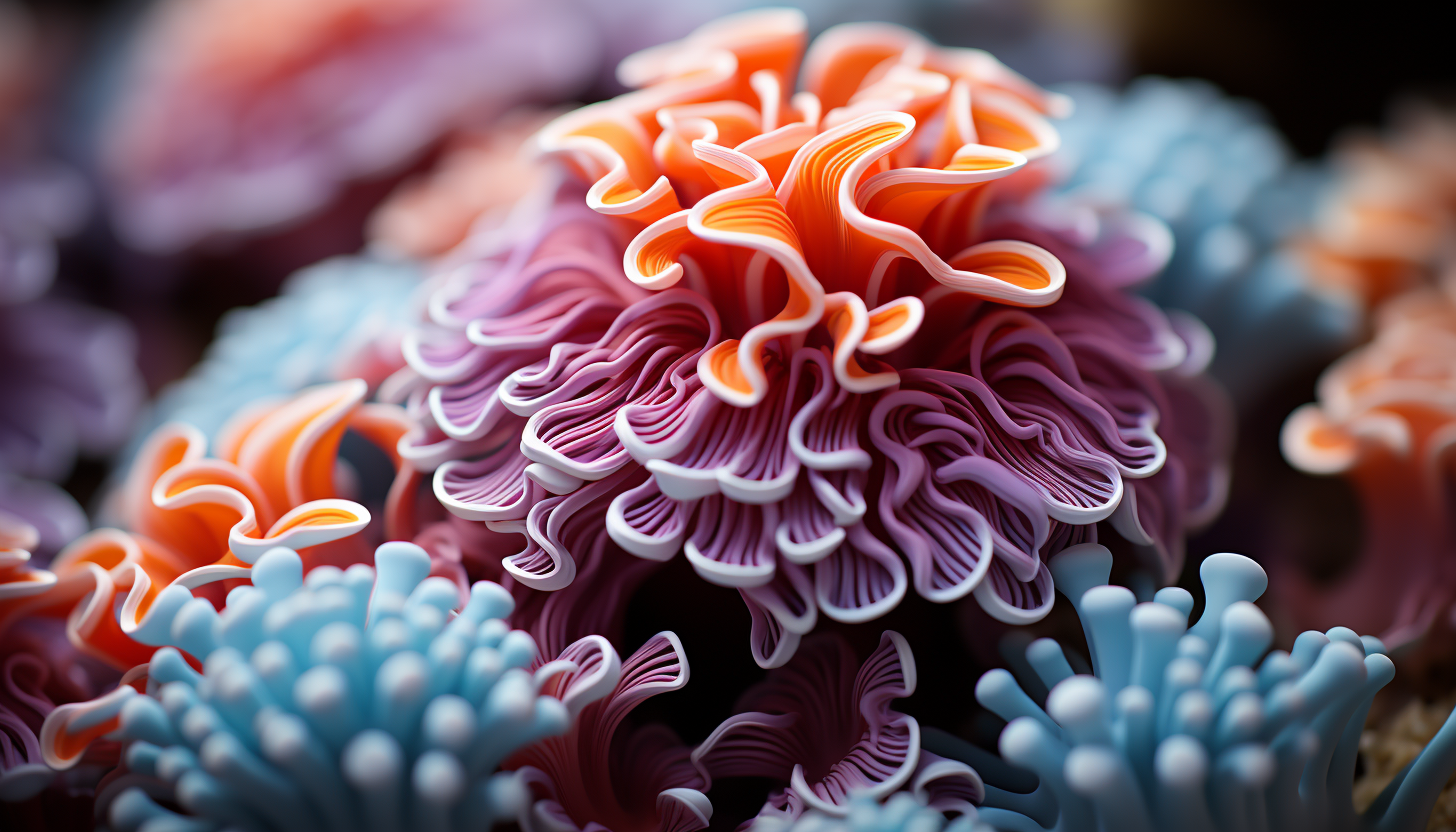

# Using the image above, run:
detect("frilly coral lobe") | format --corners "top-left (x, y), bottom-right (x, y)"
top-left (964, 544), bottom-right (1456, 832)
top-left (1292, 106), bottom-right (1456, 314)
top-left (2, 515), bottom-right (117, 802)
top-left (510, 630), bottom-right (709, 832)
top-left (692, 630), bottom-right (984, 822)
top-left (1274, 107), bottom-right (1456, 652)
top-left (397, 8), bottom-right (1228, 669)
top-left (2, 381), bottom-right (411, 670)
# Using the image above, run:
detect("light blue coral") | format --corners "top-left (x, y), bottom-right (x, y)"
top-left (123, 254), bottom-right (419, 460)
top-left (1052, 77), bottom-right (1357, 405)
top-left (967, 546), bottom-right (1456, 831)
top-left (42, 542), bottom-right (567, 832)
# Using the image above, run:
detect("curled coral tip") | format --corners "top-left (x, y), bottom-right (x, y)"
top-left (41, 685), bottom-right (136, 769)
top-left (232, 498), bottom-right (372, 561)
top-left (1280, 402), bottom-right (1401, 474)
top-left (658, 788), bottom-right (715, 831)
top-left (698, 339), bottom-right (762, 407)
top-left (973, 561), bottom-right (1056, 626)
top-left (790, 716), bottom-right (922, 815)
top-left (625, 211), bottom-right (693, 290)
top-left (944, 239), bottom-right (1067, 305)
top-left (538, 634), bottom-right (622, 720)
top-left (0, 515), bottom-right (57, 599)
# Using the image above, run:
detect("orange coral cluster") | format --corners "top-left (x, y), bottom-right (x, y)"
top-left (0, 381), bottom-right (409, 669)
top-left (1294, 106), bottom-right (1456, 312)
top-left (1282, 279), bottom-right (1456, 644)
top-left (538, 9), bottom-right (1069, 408)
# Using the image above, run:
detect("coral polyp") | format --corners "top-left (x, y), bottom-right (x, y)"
top-left (970, 546), bottom-right (1456, 831)
top-left (41, 542), bottom-right (568, 832)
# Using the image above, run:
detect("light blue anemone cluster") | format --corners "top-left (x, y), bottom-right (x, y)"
top-left (970, 546), bottom-right (1456, 832)
top-left (84, 542), bottom-right (567, 832)
top-left (123, 254), bottom-right (419, 459)
top-left (1052, 77), bottom-right (1357, 405)
top-left (749, 794), bottom-right (993, 832)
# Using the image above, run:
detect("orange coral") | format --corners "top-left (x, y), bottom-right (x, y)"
top-left (538, 9), bottom-right (1068, 408)
top-left (1294, 106), bottom-right (1456, 312)
top-left (1282, 280), bottom-right (1456, 644)
top-left (0, 381), bottom-right (411, 668)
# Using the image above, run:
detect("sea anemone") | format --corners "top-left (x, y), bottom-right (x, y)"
top-left (39, 542), bottom-right (569, 831)
top-left (509, 630), bottom-right (710, 832)
top-left (397, 8), bottom-right (1229, 669)
top-left (1, 515), bottom-right (113, 802)
top-left (967, 544), bottom-right (1456, 831)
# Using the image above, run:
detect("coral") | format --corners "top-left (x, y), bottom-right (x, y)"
top-left (39, 542), bottom-right (568, 831)
top-left (1051, 76), bottom-right (1356, 404)
top-left (2, 382), bottom-right (408, 668)
top-left (747, 793), bottom-right (992, 832)
top-left (0, 615), bottom-right (112, 803)
top-left (510, 631), bottom-right (709, 832)
top-left (1, 516), bottom-right (116, 803)
top-left (1356, 696), bottom-right (1456, 832)
top-left (1280, 282), bottom-right (1456, 645)
top-left (397, 8), bottom-right (1229, 671)
top-left (968, 545), bottom-right (1456, 831)
top-left (124, 255), bottom-right (420, 458)
top-left (1292, 105), bottom-right (1456, 314)
top-left (99, 0), bottom-right (602, 251)
top-left (693, 631), bottom-right (983, 822)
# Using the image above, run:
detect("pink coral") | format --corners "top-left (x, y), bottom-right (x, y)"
top-left (102, 0), bottom-right (597, 251)
top-left (394, 10), bottom-right (1229, 671)
top-left (691, 631), bottom-right (982, 820)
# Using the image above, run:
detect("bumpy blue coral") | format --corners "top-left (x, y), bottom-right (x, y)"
top-left (1053, 77), bottom-right (1356, 403)
top-left (749, 794), bottom-right (993, 832)
top-left (43, 542), bottom-right (568, 832)
top-left (126, 254), bottom-right (418, 454)
top-left (970, 546), bottom-right (1456, 832)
